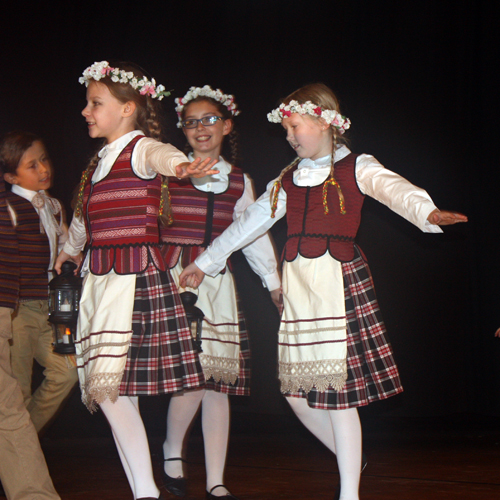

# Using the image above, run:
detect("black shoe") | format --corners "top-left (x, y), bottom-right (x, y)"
top-left (206, 484), bottom-right (240, 499)
top-left (333, 453), bottom-right (368, 500)
top-left (162, 457), bottom-right (186, 497)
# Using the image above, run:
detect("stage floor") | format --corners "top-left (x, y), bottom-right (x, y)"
top-left (32, 411), bottom-right (500, 500)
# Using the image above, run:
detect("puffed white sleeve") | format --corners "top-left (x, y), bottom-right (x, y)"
top-left (233, 174), bottom-right (281, 291)
top-left (196, 176), bottom-right (287, 277)
top-left (132, 137), bottom-right (188, 178)
top-left (355, 154), bottom-right (443, 233)
top-left (63, 215), bottom-right (87, 256)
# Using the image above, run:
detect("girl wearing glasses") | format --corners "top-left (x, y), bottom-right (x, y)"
top-left (160, 86), bottom-right (281, 500)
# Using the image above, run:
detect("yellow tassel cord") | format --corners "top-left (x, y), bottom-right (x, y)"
top-left (159, 182), bottom-right (173, 225)
top-left (270, 180), bottom-right (282, 218)
top-left (74, 169), bottom-right (91, 219)
top-left (322, 177), bottom-right (346, 215)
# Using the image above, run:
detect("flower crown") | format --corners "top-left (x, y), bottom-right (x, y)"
top-left (267, 100), bottom-right (351, 134)
top-left (78, 61), bottom-right (170, 100)
top-left (175, 85), bottom-right (240, 128)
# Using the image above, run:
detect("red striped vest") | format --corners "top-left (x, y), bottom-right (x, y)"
top-left (160, 167), bottom-right (245, 269)
top-left (5, 192), bottom-right (51, 300)
top-left (282, 153), bottom-right (364, 262)
top-left (82, 136), bottom-right (165, 275)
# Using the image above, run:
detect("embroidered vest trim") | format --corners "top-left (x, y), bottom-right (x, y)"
top-left (82, 136), bottom-right (165, 275)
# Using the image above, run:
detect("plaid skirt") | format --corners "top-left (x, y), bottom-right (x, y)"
top-left (285, 246), bottom-right (403, 410)
top-left (166, 252), bottom-right (251, 396)
top-left (119, 265), bottom-right (205, 395)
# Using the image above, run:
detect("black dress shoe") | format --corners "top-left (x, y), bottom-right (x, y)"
top-left (333, 453), bottom-right (368, 500)
top-left (162, 457), bottom-right (186, 497)
top-left (206, 484), bottom-right (240, 499)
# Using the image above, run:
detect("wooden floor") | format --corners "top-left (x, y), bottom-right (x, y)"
top-left (26, 411), bottom-right (500, 500)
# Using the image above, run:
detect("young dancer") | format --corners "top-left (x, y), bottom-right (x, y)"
top-left (0, 162), bottom-right (60, 500)
top-left (160, 85), bottom-right (280, 499)
top-left (55, 61), bottom-right (219, 500)
top-left (179, 83), bottom-right (467, 500)
top-left (0, 131), bottom-right (78, 435)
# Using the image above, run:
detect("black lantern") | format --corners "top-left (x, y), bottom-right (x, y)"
top-left (48, 261), bottom-right (82, 355)
top-left (180, 291), bottom-right (204, 353)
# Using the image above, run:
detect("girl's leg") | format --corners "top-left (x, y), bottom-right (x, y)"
top-left (329, 408), bottom-right (362, 500)
top-left (286, 397), bottom-right (362, 500)
top-left (100, 396), bottom-right (160, 500)
top-left (163, 389), bottom-right (205, 478)
top-left (201, 391), bottom-right (231, 494)
top-left (286, 396), bottom-right (337, 453)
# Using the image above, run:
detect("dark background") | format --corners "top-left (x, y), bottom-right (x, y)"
top-left (1, 0), bottom-right (499, 433)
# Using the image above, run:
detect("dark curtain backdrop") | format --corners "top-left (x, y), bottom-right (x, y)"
top-left (1, 1), bottom-right (498, 425)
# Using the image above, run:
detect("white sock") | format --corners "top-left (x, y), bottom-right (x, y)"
top-left (202, 391), bottom-right (230, 494)
top-left (164, 389), bottom-right (205, 477)
top-left (286, 397), bottom-right (362, 500)
top-left (100, 396), bottom-right (159, 500)
top-left (286, 396), bottom-right (337, 453)
top-left (330, 408), bottom-right (362, 500)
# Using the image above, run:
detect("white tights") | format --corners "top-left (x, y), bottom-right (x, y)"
top-left (286, 397), bottom-right (362, 500)
top-left (164, 389), bottom-right (232, 494)
top-left (100, 396), bottom-right (160, 500)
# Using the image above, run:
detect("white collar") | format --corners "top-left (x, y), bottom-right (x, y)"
top-left (11, 184), bottom-right (41, 202)
top-left (297, 145), bottom-right (351, 170)
top-left (98, 130), bottom-right (144, 158)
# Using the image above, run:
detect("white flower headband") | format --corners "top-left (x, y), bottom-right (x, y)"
top-left (175, 85), bottom-right (240, 128)
top-left (267, 100), bottom-right (351, 134)
top-left (79, 61), bottom-right (170, 100)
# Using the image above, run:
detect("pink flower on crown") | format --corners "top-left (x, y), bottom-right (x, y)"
top-left (314, 107), bottom-right (322, 115)
top-left (140, 85), bottom-right (154, 96)
top-left (282, 109), bottom-right (291, 118)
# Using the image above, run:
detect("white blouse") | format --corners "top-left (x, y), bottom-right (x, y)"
top-left (64, 130), bottom-right (188, 259)
top-left (184, 154), bottom-right (279, 291)
top-left (196, 145), bottom-right (442, 277)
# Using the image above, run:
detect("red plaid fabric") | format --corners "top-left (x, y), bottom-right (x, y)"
top-left (119, 264), bottom-right (205, 395)
top-left (286, 246), bottom-right (403, 409)
top-left (204, 284), bottom-right (251, 396)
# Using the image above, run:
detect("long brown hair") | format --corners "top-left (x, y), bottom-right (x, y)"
top-left (74, 62), bottom-right (172, 225)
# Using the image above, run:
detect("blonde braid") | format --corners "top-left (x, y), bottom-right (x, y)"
top-left (322, 131), bottom-right (346, 215)
top-left (270, 158), bottom-right (300, 218)
top-left (72, 151), bottom-right (101, 218)
top-left (145, 98), bottom-right (162, 141)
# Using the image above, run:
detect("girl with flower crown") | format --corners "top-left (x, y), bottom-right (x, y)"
top-left (160, 85), bottom-right (280, 500)
top-left (179, 82), bottom-right (467, 500)
top-left (54, 61), bottom-right (219, 500)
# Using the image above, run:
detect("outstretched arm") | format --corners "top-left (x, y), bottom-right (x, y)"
top-left (427, 209), bottom-right (468, 225)
top-left (176, 156), bottom-right (219, 179)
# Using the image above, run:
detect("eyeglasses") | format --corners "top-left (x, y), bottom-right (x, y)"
top-left (181, 116), bottom-right (224, 129)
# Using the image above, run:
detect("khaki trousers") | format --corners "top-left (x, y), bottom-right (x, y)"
top-left (0, 308), bottom-right (60, 500)
top-left (10, 300), bottom-right (78, 433)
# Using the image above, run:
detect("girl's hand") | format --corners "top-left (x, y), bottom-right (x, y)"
top-left (54, 250), bottom-right (82, 275)
top-left (495, 328), bottom-right (500, 338)
top-left (427, 209), bottom-right (468, 226)
top-left (179, 262), bottom-right (205, 289)
top-left (270, 288), bottom-right (282, 310)
top-left (176, 157), bottom-right (220, 179)
top-left (54, 250), bottom-right (71, 275)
